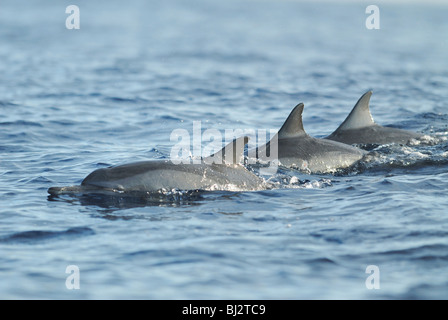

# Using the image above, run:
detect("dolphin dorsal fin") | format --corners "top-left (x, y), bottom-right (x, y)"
top-left (278, 103), bottom-right (306, 138)
top-left (337, 91), bottom-right (375, 130)
top-left (204, 136), bottom-right (249, 165)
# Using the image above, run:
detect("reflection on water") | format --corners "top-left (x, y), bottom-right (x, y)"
top-left (47, 189), bottom-right (206, 211)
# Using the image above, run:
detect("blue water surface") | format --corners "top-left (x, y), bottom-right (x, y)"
top-left (1, 0), bottom-right (448, 299)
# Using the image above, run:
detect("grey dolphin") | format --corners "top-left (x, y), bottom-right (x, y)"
top-left (48, 136), bottom-right (266, 195)
top-left (325, 91), bottom-right (425, 145)
top-left (255, 103), bottom-right (367, 173)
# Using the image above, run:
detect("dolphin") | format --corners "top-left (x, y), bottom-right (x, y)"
top-left (325, 91), bottom-right (425, 146)
top-left (48, 136), bottom-right (266, 195)
top-left (255, 103), bottom-right (367, 173)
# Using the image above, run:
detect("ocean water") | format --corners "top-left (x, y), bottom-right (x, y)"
top-left (1, 0), bottom-right (448, 299)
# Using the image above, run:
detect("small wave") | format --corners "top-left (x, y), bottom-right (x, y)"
top-left (0, 120), bottom-right (43, 127)
top-left (377, 243), bottom-right (448, 261)
top-left (157, 115), bottom-right (182, 121)
top-left (104, 96), bottom-right (148, 104)
top-left (0, 101), bottom-right (19, 107)
top-left (0, 227), bottom-right (95, 244)
top-left (20, 176), bottom-right (54, 184)
top-left (143, 147), bottom-right (170, 160)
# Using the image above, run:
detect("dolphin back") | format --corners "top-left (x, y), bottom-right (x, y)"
top-left (326, 91), bottom-right (424, 145)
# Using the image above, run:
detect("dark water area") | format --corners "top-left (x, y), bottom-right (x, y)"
top-left (1, 0), bottom-right (448, 299)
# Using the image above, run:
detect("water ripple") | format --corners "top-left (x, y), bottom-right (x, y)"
top-left (0, 227), bottom-right (95, 244)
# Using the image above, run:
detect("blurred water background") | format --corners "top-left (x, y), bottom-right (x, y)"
top-left (1, 0), bottom-right (448, 299)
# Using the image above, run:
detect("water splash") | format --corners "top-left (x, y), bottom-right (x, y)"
top-left (352, 138), bottom-right (448, 173)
